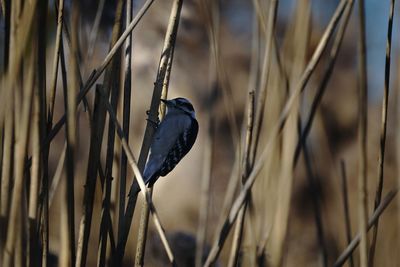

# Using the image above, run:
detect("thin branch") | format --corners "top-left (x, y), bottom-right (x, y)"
top-left (96, 0), bottom-right (124, 265)
top-left (43, 0), bottom-right (156, 150)
top-left (294, 0), bottom-right (354, 166)
top-left (113, 1), bottom-right (183, 264)
top-left (48, 0), bottom-right (65, 124)
top-left (340, 160), bottom-right (354, 267)
top-left (0, 0), bottom-right (38, 129)
top-left (2, 32), bottom-right (36, 267)
top-left (203, 1), bottom-right (348, 265)
top-left (334, 189), bottom-right (398, 267)
top-left (301, 135), bottom-right (327, 266)
top-left (134, 1), bottom-right (183, 265)
top-left (227, 90), bottom-right (255, 267)
top-left (249, 0), bottom-right (279, 167)
top-left (195, 104), bottom-right (214, 267)
top-left (48, 144), bottom-right (67, 206)
top-left (200, 0), bottom-right (240, 145)
top-left (356, 0), bottom-right (369, 265)
top-left (0, 107), bottom-right (13, 218)
top-left (28, 52), bottom-right (43, 266)
top-left (368, 0), bottom-right (396, 265)
top-left (63, 0), bottom-right (80, 264)
top-left (97, 87), bottom-right (176, 265)
top-left (76, 0), bottom-right (125, 265)
top-left (87, 0), bottom-right (106, 58)
top-left (117, 0), bottom-right (134, 250)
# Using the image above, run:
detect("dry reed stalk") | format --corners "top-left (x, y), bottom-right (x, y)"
top-left (117, 0), bottom-right (134, 246)
top-left (14, 206), bottom-right (23, 267)
top-left (7, 0), bottom-right (22, 129)
top-left (45, 0), bottom-right (155, 149)
top-left (134, 1), bottom-right (183, 265)
top-left (256, 33), bottom-right (289, 266)
top-left (204, 1), bottom-right (348, 265)
top-left (49, 144), bottom-right (67, 206)
top-left (27, 61), bottom-right (42, 267)
top-left (2, 27), bottom-right (36, 266)
top-left (97, 0), bottom-right (124, 265)
top-left (0, 0), bottom-right (37, 129)
top-left (368, 0), bottom-right (396, 265)
top-left (356, 0), bottom-right (369, 266)
top-left (302, 140), bottom-right (328, 266)
top-left (334, 189), bottom-right (398, 266)
top-left (109, 0), bottom-right (179, 264)
top-left (0, 106), bottom-right (12, 218)
top-left (201, 2), bottom-right (258, 263)
top-left (195, 95), bottom-right (214, 267)
top-left (340, 160), bottom-right (354, 267)
top-left (62, 0), bottom-right (80, 264)
top-left (0, 1), bottom-right (153, 265)
top-left (397, 40), bottom-right (400, 266)
top-left (60, 178), bottom-right (70, 267)
top-left (87, 0), bottom-right (106, 59)
top-left (287, 1), bottom-right (354, 263)
top-left (48, 0), bottom-right (65, 123)
top-left (194, 24), bottom-right (223, 265)
top-left (1, 0), bottom-right (10, 73)
top-left (228, 0), bottom-right (278, 264)
top-left (110, 136), bottom-right (120, 260)
top-left (294, 0), bottom-right (354, 166)
top-left (40, 16), bottom-right (69, 263)
top-left (249, 0), bottom-right (278, 167)
top-left (75, 0), bottom-right (125, 264)
top-left (269, 1), bottom-right (311, 266)
top-left (200, 0), bottom-right (240, 145)
top-left (227, 89), bottom-right (255, 267)
top-left (96, 86), bottom-right (176, 265)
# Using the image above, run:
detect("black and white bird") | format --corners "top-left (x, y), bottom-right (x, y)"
top-left (143, 97), bottom-right (198, 186)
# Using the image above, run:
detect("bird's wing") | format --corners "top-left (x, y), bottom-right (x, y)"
top-left (143, 115), bottom-right (186, 184)
top-left (143, 114), bottom-right (198, 185)
top-left (158, 119), bottom-right (198, 177)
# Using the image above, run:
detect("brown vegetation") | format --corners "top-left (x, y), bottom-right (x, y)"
top-left (0, 0), bottom-right (399, 266)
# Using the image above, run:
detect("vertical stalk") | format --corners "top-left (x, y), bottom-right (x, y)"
top-left (356, 0), bottom-right (369, 266)
top-left (204, 1), bottom-right (348, 265)
top-left (98, 87), bottom-right (176, 265)
top-left (97, 0), bottom-right (124, 263)
top-left (114, 0), bottom-right (182, 264)
top-left (28, 59), bottom-right (42, 267)
top-left (334, 190), bottom-right (398, 266)
top-left (340, 160), bottom-right (354, 267)
top-left (368, 0), bottom-right (396, 265)
top-left (194, 115), bottom-right (213, 267)
top-left (75, 0), bottom-right (124, 266)
top-left (0, 108), bottom-right (13, 218)
top-left (118, 0), bottom-right (134, 245)
top-left (227, 87), bottom-right (255, 267)
top-left (134, 1), bottom-right (183, 265)
top-left (194, 38), bottom-right (218, 267)
top-left (60, 178), bottom-right (70, 267)
top-left (48, 0), bottom-right (65, 123)
top-left (249, 0), bottom-right (279, 166)
top-left (63, 0), bottom-right (81, 264)
top-left (2, 28), bottom-right (36, 267)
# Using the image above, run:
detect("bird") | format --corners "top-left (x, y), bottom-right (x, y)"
top-left (143, 97), bottom-right (199, 186)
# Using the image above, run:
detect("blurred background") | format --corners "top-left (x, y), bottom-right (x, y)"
top-left (1, 0), bottom-right (400, 266)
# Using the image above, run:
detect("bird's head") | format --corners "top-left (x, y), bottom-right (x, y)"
top-left (161, 97), bottom-right (196, 118)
